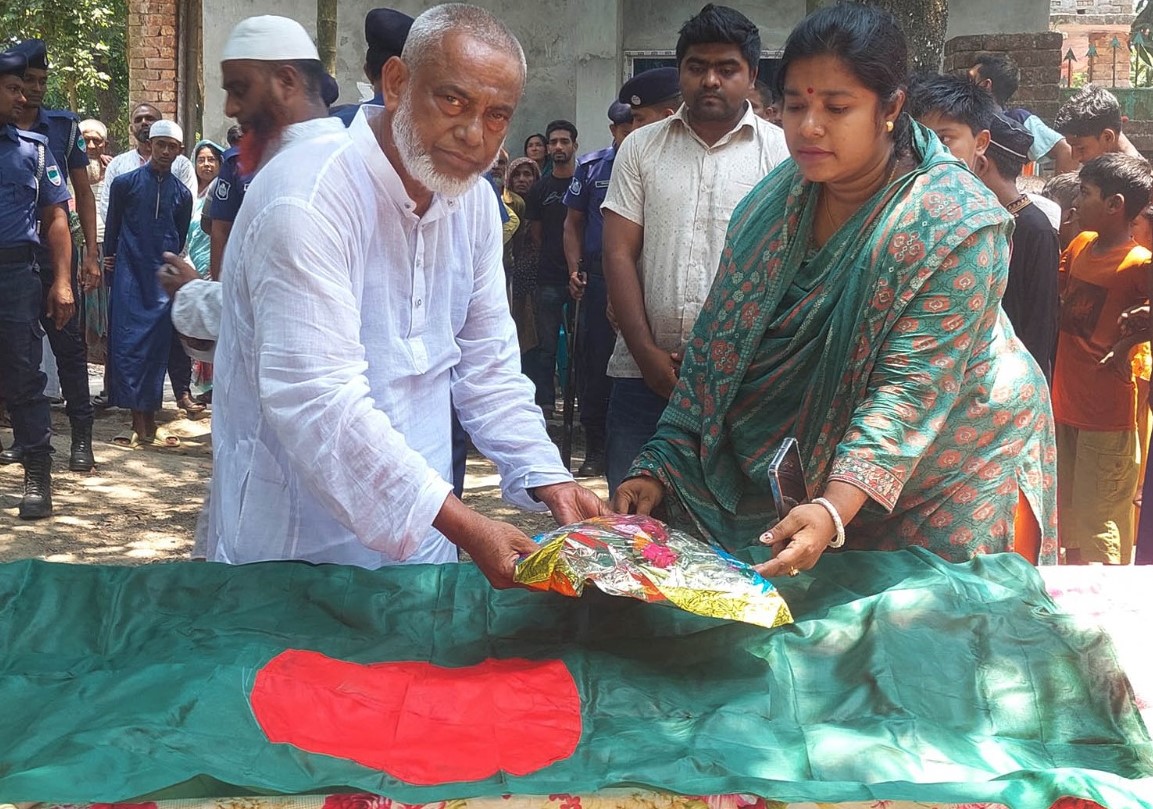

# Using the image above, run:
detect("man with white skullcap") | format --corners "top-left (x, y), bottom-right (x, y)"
top-left (102, 118), bottom-right (193, 448)
top-left (162, 15), bottom-right (348, 354)
top-left (205, 15), bottom-right (336, 281)
top-left (199, 4), bottom-right (605, 586)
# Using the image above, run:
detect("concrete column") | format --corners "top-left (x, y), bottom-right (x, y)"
top-left (567, 0), bottom-right (624, 154)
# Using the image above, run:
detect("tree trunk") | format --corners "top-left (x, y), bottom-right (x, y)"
top-left (862, 0), bottom-right (949, 74)
top-left (317, 0), bottom-right (338, 76)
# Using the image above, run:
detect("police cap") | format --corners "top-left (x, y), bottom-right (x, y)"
top-left (619, 67), bottom-right (680, 109)
top-left (988, 112), bottom-right (1034, 162)
top-left (365, 8), bottom-right (414, 60)
top-left (608, 100), bottom-right (633, 125)
top-left (12, 39), bottom-right (48, 71)
top-left (0, 50), bottom-right (27, 78)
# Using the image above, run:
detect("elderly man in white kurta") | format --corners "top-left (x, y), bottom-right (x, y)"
top-left (205, 5), bottom-right (605, 588)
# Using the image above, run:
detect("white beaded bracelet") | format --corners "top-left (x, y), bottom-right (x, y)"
top-left (812, 496), bottom-right (845, 548)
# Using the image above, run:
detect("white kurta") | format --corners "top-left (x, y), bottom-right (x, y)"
top-left (206, 108), bottom-right (572, 568)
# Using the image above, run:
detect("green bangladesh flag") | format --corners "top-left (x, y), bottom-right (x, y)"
top-left (0, 548), bottom-right (1150, 806)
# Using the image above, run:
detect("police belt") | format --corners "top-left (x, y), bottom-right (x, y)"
top-left (0, 245), bottom-right (35, 263)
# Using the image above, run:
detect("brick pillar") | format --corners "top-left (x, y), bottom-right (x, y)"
top-left (127, 0), bottom-right (179, 119)
top-left (945, 32), bottom-right (1064, 121)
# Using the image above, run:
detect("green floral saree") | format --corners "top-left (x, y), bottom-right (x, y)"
top-left (631, 123), bottom-right (1057, 565)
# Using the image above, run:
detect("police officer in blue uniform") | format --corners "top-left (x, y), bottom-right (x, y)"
top-left (0, 49), bottom-right (75, 518)
top-left (562, 100), bottom-right (635, 477)
top-left (207, 142), bottom-right (247, 280)
top-left (331, 8), bottom-right (414, 126)
top-left (6, 38), bottom-right (97, 472)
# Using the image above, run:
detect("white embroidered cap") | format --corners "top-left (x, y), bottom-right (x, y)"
top-left (149, 119), bottom-right (184, 143)
top-left (222, 15), bottom-right (320, 62)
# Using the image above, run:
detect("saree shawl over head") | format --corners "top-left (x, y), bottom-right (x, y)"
top-left (632, 123), bottom-right (1054, 558)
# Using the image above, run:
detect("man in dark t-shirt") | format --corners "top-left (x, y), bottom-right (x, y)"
top-left (524, 119), bottom-right (578, 419)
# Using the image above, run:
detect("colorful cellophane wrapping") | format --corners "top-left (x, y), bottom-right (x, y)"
top-left (514, 514), bottom-right (794, 629)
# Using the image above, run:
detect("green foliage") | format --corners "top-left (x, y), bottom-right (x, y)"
top-left (0, 0), bottom-right (129, 143)
top-left (1132, 0), bottom-right (1153, 87)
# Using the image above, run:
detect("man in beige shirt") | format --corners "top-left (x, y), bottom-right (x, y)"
top-left (601, 3), bottom-right (789, 494)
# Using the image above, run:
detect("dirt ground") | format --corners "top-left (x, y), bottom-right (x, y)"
top-left (0, 388), bottom-right (607, 565)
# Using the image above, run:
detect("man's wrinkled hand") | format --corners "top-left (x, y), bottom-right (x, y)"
top-left (157, 251), bottom-right (200, 299)
top-left (534, 481), bottom-right (609, 526)
top-left (46, 281), bottom-right (75, 330)
top-left (611, 475), bottom-right (664, 516)
top-left (467, 519), bottom-right (541, 590)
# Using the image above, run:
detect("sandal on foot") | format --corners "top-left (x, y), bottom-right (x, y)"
top-left (142, 429), bottom-right (181, 448)
top-left (111, 431), bottom-right (140, 448)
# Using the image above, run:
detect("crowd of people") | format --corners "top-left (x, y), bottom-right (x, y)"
top-left (1, 1), bottom-right (1152, 578)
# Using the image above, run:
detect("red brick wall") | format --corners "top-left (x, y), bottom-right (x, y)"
top-left (128, 0), bottom-right (179, 119)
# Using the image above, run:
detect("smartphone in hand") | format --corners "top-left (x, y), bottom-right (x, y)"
top-left (767, 437), bottom-right (810, 523)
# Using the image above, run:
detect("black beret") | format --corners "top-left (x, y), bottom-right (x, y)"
top-left (988, 112), bottom-right (1034, 162)
top-left (0, 49), bottom-right (27, 78)
top-left (365, 8), bottom-right (414, 58)
top-left (321, 72), bottom-right (340, 106)
top-left (608, 100), bottom-right (633, 125)
top-left (12, 38), bottom-right (48, 71)
top-left (618, 67), bottom-right (680, 109)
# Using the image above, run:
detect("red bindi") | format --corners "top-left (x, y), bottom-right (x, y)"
top-left (806, 87), bottom-right (814, 94)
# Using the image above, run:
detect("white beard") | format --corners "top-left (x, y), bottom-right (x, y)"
top-left (392, 89), bottom-right (478, 199)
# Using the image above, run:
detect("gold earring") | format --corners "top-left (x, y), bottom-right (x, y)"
top-left (885, 120), bottom-right (894, 133)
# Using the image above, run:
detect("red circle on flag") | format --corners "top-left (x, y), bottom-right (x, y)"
top-left (251, 650), bottom-right (582, 785)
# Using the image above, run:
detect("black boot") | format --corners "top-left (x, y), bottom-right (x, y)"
top-left (18, 452), bottom-right (52, 520)
top-left (0, 443), bottom-right (24, 464)
top-left (69, 420), bottom-right (95, 472)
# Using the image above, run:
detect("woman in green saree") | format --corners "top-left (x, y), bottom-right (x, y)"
top-left (612, 2), bottom-right (1057, 575)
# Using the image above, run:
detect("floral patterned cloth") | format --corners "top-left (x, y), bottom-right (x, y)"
top-left (631, 123), bottom-right (1057, 565)
top-left (35, 790), bottom-right (1114, 809)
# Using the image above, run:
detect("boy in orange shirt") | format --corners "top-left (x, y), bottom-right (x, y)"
top-left (1055, 153), bottom-right (1152, 564)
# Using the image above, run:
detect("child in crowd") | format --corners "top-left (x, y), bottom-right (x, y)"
top-left (910, 76), bottom-right (1059, 381)
top-left (1055, 153), bottom-right (1153, 564)
top-left (907, 73), bottom-right (992, 172)
top-left (1043, 172), bottom-right (1081, 250)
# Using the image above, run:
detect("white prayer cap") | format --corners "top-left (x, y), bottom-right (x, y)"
top-left (149, 119), bottom-right (184, 143)
top-left (222, 16), bottom-right (320, 63)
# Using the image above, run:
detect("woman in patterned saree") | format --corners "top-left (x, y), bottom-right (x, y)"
top-left (612, 2), bottom-right (1057, 575)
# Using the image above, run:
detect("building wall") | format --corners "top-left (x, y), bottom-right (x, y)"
top-left (947, 0), bottom-right (1051, 37)
top-left (199, 0), bottom-right (1051, 151)
top-left (1050, 0), bottom-right (1135, 13)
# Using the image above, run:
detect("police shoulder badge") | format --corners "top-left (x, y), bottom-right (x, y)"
top-left (215, 180), bottom-right (231, 200)
top-left (568, 179), bottom-right (582, 195)
top-left (77, 135), bottom-right (86, 153)
top-left (45, 165), bottom-right (63, 187)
